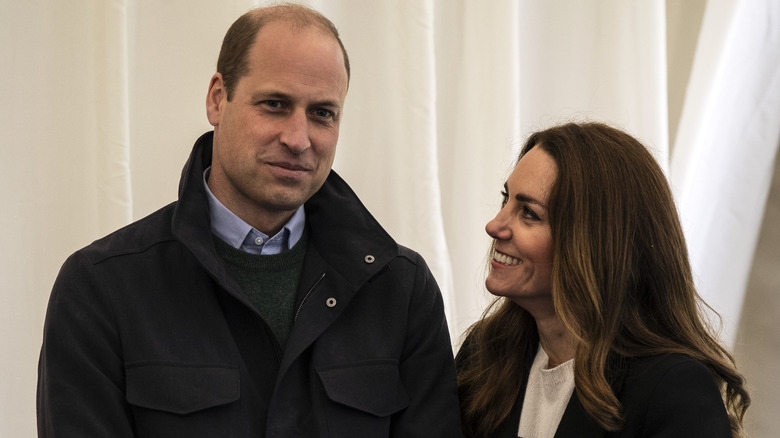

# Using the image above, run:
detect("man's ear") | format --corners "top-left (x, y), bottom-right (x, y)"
top-left (206, 73), bottom-right (226, 127)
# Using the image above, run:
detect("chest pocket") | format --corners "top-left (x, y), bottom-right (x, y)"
top-left (125, 362), bottom-right (241, 437)
top-left (317, 360), bottom-right (409, 436)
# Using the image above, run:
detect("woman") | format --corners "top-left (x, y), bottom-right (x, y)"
top-left (456, 122), bottom-right (750, 438)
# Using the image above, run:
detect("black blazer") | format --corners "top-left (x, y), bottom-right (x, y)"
top-left (457, 347), bottom-right (732, 438)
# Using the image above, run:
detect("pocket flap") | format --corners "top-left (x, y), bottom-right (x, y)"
top-left (125, 362), bottom-right (240, 415)
top-left (317, 360), bottom-right (409, 417)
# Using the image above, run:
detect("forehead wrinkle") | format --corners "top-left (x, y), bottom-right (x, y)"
top-left (243, 58), bottom-right (347, 101)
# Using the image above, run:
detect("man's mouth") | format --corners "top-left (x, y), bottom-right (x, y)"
top-left (271, 161), bottom-right (310, 172)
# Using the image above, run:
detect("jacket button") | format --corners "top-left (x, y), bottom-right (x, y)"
top-left (364, 255), bottom-right (375, 264)
top-left (326, 297), bottom-right (337, 308)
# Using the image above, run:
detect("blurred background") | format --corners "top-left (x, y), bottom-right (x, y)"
top-left (2, 0), bottom-right (778, 436)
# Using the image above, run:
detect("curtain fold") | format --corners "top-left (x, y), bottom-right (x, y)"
top-left (433, 0), bottom-right (522, 332)
top-left (516, 1), bottom-right (669, 165)
top-left (671, 0), bottom-right (780, 347)
top-left (1, 1), bottom-right (121, 435)
top-left (95, 0), bottom-right (134, 234)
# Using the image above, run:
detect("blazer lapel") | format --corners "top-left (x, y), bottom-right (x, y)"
top-left (554, 354), bottom-right (629, 438)
top-left (554, 391), bottom-right (606, 438)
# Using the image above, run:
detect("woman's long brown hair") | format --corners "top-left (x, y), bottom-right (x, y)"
top-left (457, 122), bottom-right (750, 437)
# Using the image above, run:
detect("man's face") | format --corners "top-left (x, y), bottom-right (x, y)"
top-left (206, 21), bottom-right (349, 235)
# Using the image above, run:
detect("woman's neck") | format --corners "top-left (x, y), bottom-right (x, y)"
top-left (535, 315), bottom-right (578, 368)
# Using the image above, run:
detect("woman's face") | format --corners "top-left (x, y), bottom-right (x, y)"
top-left (485, 146), bottom-right (556, 309)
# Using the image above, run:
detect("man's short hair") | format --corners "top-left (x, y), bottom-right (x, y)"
top-left (217, 4), bottom-right (351, 101)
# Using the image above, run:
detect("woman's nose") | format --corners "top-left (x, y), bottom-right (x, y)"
top-left (485, 210), bottom-right (510, 240)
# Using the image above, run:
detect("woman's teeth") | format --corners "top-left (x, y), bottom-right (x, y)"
top-left (493, 251), bottom-right (521, 266)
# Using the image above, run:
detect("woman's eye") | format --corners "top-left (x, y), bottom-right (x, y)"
top-left (500, 190), bottom-right (509, 207)
top-left (522, 206), bottom-right (540, 220)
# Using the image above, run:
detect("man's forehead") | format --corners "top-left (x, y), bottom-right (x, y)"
top-left (253, 20), bottom-right (347, 73)
top-left (247, 24), bottom-right (347, 81)
top-left (253, 19), bottom-right (335, 43)
top-left (237, 25), bottom-right (347, 101)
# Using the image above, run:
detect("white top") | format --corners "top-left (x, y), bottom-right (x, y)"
top-left (517, 345), bottom-right (576, 438)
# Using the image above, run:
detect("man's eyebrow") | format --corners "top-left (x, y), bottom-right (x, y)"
top-left (251, 91), bottom-right (290, 101)
top-left (250, 91), bottom-right (341, 108)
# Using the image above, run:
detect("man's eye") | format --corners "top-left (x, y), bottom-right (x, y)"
top-left (261, 100), bottom-right (283, 109)
top-left (313, 108), bottom-right (334, 119)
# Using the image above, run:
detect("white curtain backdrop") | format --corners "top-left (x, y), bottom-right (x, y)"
top-left (2, 0), bottom-right (778, 436)
top-left (671, 0), bottom-right (780, 346)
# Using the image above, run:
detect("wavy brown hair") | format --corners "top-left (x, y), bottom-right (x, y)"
top-left (457, 122), bottom-right (750, 437)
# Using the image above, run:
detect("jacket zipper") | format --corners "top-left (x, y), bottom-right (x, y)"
top-left (294, 272), bottom-right (326, 322)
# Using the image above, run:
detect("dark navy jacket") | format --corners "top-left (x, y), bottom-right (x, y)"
top-left (38, 132), bottom-right (462, 438)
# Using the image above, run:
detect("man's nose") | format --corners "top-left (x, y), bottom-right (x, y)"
top-left (280, 111), bottom-right (311, 154)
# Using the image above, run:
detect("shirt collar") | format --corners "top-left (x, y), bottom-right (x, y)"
top-left (203, 167), bottom-right (305, 254)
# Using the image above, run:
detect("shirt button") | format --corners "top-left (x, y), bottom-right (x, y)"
top-left (326, 297), bottom-right (337, 308)
top-left (364, 255), bottom-right (375, 264)
top-left (254, 236), bottom-right (264, 245)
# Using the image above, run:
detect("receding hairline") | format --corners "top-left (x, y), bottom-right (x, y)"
top-left (245, 3), bottom-right (332, 27)
top-left (240, 4), bottom-right (350, 76)
top-left (215, 3), bottom-right (351, 101)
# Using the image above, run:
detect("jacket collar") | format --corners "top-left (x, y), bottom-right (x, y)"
top-left (172, 132), bottom-right (226, 285)
top-left (172, 131), bottom-right (399, 296)
top-left (304, 169), bottom-right (399, 285)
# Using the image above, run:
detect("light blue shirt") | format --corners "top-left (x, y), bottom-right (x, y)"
top-left (203, 168), bottom-right (305, 255)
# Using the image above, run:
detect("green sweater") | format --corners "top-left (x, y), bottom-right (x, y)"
top-left (213, 230), bottom-right (307, 347)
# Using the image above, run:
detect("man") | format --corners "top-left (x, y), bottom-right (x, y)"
top-left (37, 4), bottom-right (462, 437)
